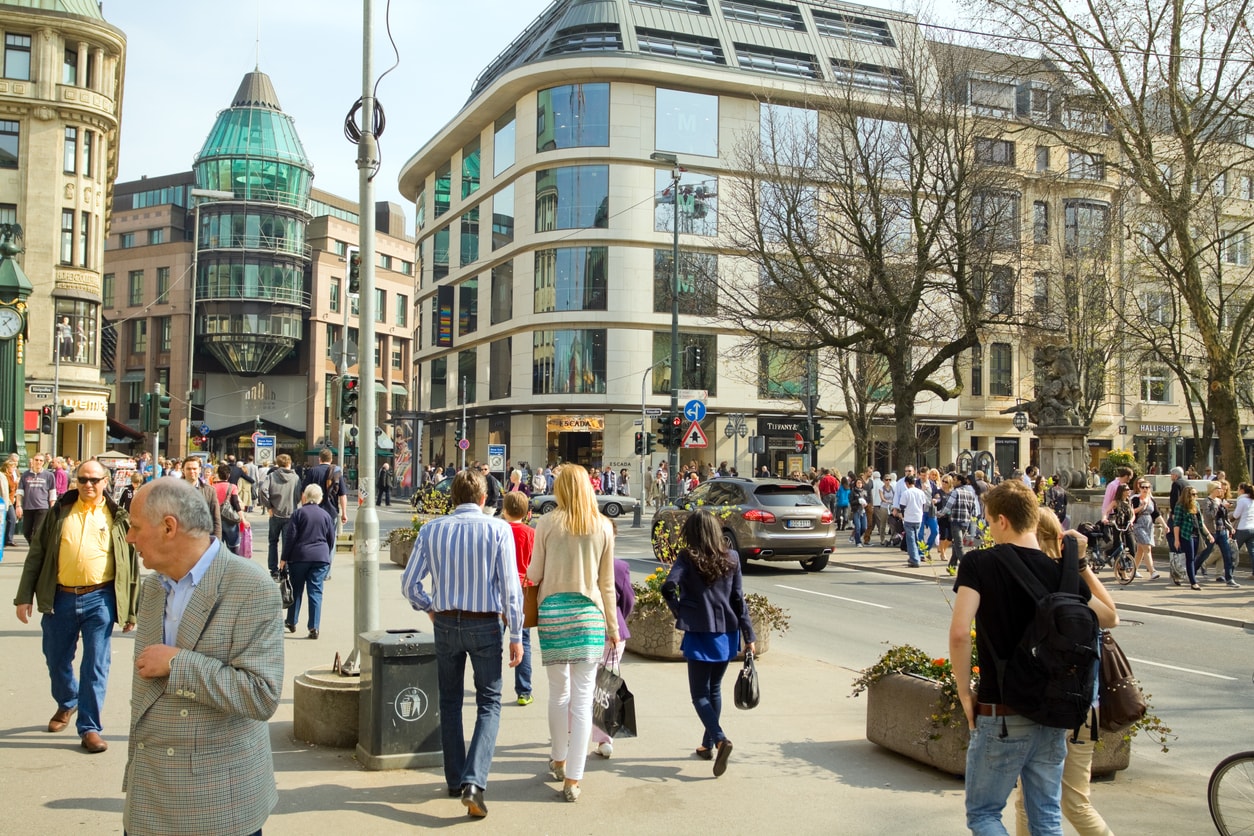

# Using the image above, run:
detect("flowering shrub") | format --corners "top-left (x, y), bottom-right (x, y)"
top-left (850, 638), bottom-right (979, 732)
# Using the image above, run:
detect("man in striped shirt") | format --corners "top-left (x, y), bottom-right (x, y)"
top-left (400, 469), bottom-right (523, 819)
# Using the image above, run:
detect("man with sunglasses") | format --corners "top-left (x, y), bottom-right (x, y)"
top-left (13, 459), bottom-right (139, 754)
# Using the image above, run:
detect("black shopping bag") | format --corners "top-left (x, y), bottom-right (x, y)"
top-left (278, 568), bottom-right (295, 609)
top-left (591, 663), bottom-right (637, 739)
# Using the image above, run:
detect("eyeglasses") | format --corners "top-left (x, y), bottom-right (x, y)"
top-left (1138, 483), bottom-right (1149, 488)
top-left (77, 475), bottom-right (107, 485)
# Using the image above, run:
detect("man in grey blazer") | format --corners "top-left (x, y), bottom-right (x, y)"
top-left (122, 478), bottom-right (283, 836)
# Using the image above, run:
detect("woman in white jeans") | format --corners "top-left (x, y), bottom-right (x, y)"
top-left (527, 465), bottom-right (619, 802)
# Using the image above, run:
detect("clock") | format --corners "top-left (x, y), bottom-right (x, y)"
top-left (0, 307), bottom-right (22, 339)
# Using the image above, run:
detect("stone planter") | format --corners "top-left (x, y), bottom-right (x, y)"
top-left (865, 673), bottom-right (1130, 777)
top-left (390, 538), bottom-right (415, 568)
top-left (624, 605), bottom-right (771, 661)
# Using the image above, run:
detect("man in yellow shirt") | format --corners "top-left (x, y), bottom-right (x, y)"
top-left (13, 459), bottom-right (138, 753)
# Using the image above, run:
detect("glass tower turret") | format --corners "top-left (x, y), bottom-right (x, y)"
top-left (192, 70), bottom-right (313, 375)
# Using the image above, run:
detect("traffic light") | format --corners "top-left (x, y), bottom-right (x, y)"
top-left (155, 386), bottom-right (171, 429)
top-left (348, 248), bottom-right (361, 295)
top-left (812, 422), bottom-right (824, 447)
top-left (454, 424), bottom-right (464, 443)
top-left (340, 375), bottom-right (359, 422)
top-left (139, 393), bottom-right (150, 433)
top-left (655, 414), bottom-right (682, 449)
top-left (634, 431), bottom-right (649, 455)
top-left (39, 405), bottom-right (52, 434)
top-left (59, 404), bottom-right (74, 418)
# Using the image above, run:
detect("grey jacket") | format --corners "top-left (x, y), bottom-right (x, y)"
top-left (261, 467), bottom-right (301, 518)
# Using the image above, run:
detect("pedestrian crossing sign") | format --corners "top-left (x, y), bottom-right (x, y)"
top-left (681, 421), bottom-right (708, 449)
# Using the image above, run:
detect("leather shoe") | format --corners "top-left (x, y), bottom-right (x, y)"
top-left (48, 707), bottom-right (75, 733)
top-left (713, 739), bottom-right (733, 777)
top-left (308, 629), bottom-right (319, 640)
top-left (80, 732), bottom-right (108, 753)
top-left (461, 784), bottom-right (487, 817)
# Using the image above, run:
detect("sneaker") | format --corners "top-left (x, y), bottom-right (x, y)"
top-left (517, 694), bottom-right (533, 706)
top-left (1226, 579), bottom-right (1241, 588)
top-left (1214, 575), bottom-right (1226, 583)
top-left (946, 566), bottom-right (956, 576)
top-left (1149, 572), bottom-right (1161, 580)
top-left (594, 742), bottom-right (613, 758)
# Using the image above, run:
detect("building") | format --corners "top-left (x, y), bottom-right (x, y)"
top-left (103, 69), bottom-right (416, 477)
top-left (0, 0), bottom-right (126, 459)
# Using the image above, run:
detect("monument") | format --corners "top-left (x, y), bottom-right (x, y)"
top-left (1000, 345), bottom-right (1090, 488)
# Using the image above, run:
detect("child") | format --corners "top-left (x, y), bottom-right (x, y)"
top-left (501, 492), bottom-right (536, 705)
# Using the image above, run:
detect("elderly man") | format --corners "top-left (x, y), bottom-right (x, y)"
top-left (400, 469), bottom-right (523, 818)
top-left (123, 478), bottom-right (283, 836)
top-left (13, 459), bottom-right (138, 753)
top-left (180, 457), bottom-right (222, 540)
top-left (15, 453), bottom-right (57, 544)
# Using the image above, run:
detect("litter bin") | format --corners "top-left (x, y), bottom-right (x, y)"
top-left (356, 628), bottom-right (443, 770)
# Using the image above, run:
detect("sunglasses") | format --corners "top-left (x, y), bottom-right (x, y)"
top-left (1138, 483), bottom-right (1149, 488)
top-left (77, 475), bottom-right (107, 485)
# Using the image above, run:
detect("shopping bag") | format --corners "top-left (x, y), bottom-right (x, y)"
top-left (1098, 630), bottom-right (1148, 732)
top-left (522, 584), bottom-right (539, 628)
top-left (238, 524), bottom-right (253, 559)
top-left (591, 663), bottom-right (637, 739)
top-left (734, 651), bottom-right (760, 710)
top-left (1168, 551), bottom-right (1186, 583)
top-left (279, 567), bottom-right (295, 609)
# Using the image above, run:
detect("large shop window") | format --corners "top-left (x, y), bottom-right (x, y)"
top-left (655, 170), bottom-right (718, 236)
top-left (491, 260), bottom-right (513, 324)
top-left (758, 348), bottom-right (811, 398)
top-left (652, 332), bottom-right (717, 396)
top-left (532, 329), bottom-right (607, 395)
top-left (653, 250), bottom-right (717, 314)
top-left (53, 298), bottom-right (98, 366)
top-left (536, 83), bottom-right (610, 152)
top-left (535, 165), bottom-right (609, 232)
top-left (655, 88), bottom-right (719, 158)
top-left (430, 356), bottom-right (447, 409)
top-left (459, 349), bottom-right (477, 403)
top-left (534, 247), bottom-right (608, 313)
top-left (489, 338), bottom-right (512, 400)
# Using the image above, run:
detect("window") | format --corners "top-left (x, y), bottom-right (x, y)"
top-left (63, 48), bottom-right (77, 85)
top-left (653, 332), bottom-right (717, 395)
top-left (430, 356), bottom-right (447, 409)
top-left (968, 78), bottom-right (1016, 118)
top-left (78, 211), bottom-right (89, 268)
top-left (493, 109), bottom-right (515, 176)
top-left (375, 288), bottom-right (386, 323)
top-left (534, 165), bottom-right (609, 232)
top-left (4, 34), bottom-right (31, 80)
top-left (396, 293), bottom-right (408, 327)
top-left (60, 210), bottom-right (74, 264)
top-left (655, 170), bottom-right (718, 236)
top-left (543, 24), bottom-right (623, 56)
top-left (392, 343), bottom-right (404, 371)
top-left (1241, 175), bottom-right (1254, 201)
top-left (981, 265), bottom-right (1016, 316)
top-left (351, 293), bottom-right (360, 317)
top-left (757, 348), bottom-right (810, 398)
top-left (534, 247), bottom-right (608, 313)
top-left (654, 250), bottom-right (717, 314)
top-left (148, 228), bottom-right (164, 245)
top-left (1035, 146), bottom-right (1050, 172)
top-left (1141, 367), bottom-right (1170, 403)
top-left (975, 137), bottom-right (1015, 167)
top-left (830, 60), bottom-right (906, 92)
top-left (1141, 290), bottom-right (1173, 325)
top-left (128, 270), bottom-right (143, 306)
top-left (635, 28), bottom-right (726, 65)
top-left (1018, 83), bottom-right (1051, 121)
top-left (0, 203), bottom-right (13, 225)
top-left (1033, 201), bottom-right (1049, 244)
top-left (492, 183), bottom-right (514, 249)
top-left (735, 44), bottom-right (820, 79)
top-left (759, 103), bottom-right (816, 166)
top-left (532, 329), bottom-right (607, 394)
top-left (459, 277), bottom-right (478, 335)
top-left (460, 208), bottom-right (479, 266)
top-left (329, 278), bottom-right (340, 312)
top-left (159, 316), bottom-right (172, 352)
top-left (970, 343), bottom-right (982, 396)
top-left (433, 224), bottom-right (450, 280)
top-left (102, 273), bottom-right (114, 308)
top-left (656, 88), bottom-right (719, 157)
top-left (434, 162), bottom-right (451, 218)
top-left (81, 129), bottom-right (94, 178)
top-left (1063, 200), bottom-right (1110, 256)
top-left (64, 127), bottom-right (77, 173)
top-left (54, 298), bottom-right (97, 365)
top-left (0, 120), bottom-right (20, 169)
top-left (119, 232), bottom-right (135, 248)
top-left (1068, 150), bottom-right (1105, 180)
top-left (1062, 103), bottom-right (1106, 133)
top-left (812, 10), bottom-right (894, 45)
top-left (972, 191), bottom-right (1020, 250)
top-left (632, 0), bottom-right (710, 12)
top-left (722, 0), bottom-right (805, 30)
top-left (461, 138), bottom-right (480, 199)
top-left (536, 83), bottom-right (609, 152)
top-left (491, 260), bottom-right (513, 324)
top-left (1224, 229), bottom-right (1250, 266)
top-left (131, 319), bottom-right (148, 354)
top-left (489, 338), bottom-right (512, 399)
top-left (1213, 172), bottom-right (1228, 197)
top-left (126, 381), bottom-right (144, 420)
top-left (758, 182), bottom-right (818, 243)
top-left (990, 343), bottom-right (1013, 397)
top-left (458, 349), bottom-right (477, 404)
top-left (378, 253), bottom-right (392, 271)
top-left (1032, 271), bottom-right (1051, 315)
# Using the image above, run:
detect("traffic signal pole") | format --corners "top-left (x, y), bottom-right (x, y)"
top-left (151, 385), bottom-right (161, 482)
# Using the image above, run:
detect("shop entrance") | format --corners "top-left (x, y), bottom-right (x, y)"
top-left (548, 430), bottom-right (599, 469)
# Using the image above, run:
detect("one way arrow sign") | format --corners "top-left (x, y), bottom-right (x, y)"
top-left (681, 421), bottom-right (709, 449)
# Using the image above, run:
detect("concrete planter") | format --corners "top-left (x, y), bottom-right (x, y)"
top-left (865, 673), bottom-right (1131, 777)
top-left (390, 538), bottom-right (415, 568)
top-left (624, 606), bottom-right (771, 661)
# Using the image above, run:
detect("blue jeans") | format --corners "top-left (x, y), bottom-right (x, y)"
top-left (285, 562), bottom-right (330, 631)
top-left (514, 628), bottom-right (532, 697)
top-left (965, 713), bottom-right (1067, 835)
top-left (925, 515), bottom-right (939, 549)
top-left (1197, 527), bottom-right (1235, 581)
top-left (43, 587), bottom-right (116, 735)
top-left (851, 509), bottom-right (867, 544)
top-left (1236, 530), bottom-right (1254, 572)
top-left (1177, 535), bottom-right (1198, 585)
top-left (904, 522), bottom-right (922, 566)
top-left (433, 614), bottom-right (504, 792)
top-left (267, 516), bottom-right (288, 575)
top-left (687, 659), bottom-right (730, 750)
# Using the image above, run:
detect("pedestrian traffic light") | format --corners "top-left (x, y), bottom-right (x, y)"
top-left (348, 248), bottom-right (361, 295)
top-left (340, 375), bottom-right (359, 422)
top-left (155, 386), bottom-right (172, 429)
top-left (634, 431), bottom-right (647, 455)
top-left (40, 405), bottom-right (52, 434)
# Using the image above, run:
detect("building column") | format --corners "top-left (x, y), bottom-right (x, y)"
top-left (90, 46), bottom-right (103, 92)
top-left (76, 41), bottom-right (88, 88)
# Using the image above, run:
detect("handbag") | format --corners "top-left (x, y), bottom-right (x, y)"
top-left (591, 660), bottom-right (637, 738)
top-left (522, 584), bottom-right (539, 629)
top-left (1168, 550), bottom-right (1187, 583)
top-left (734, 651), bottom-right (760, 710)
top-left (1098, 630), bottom-right (1148, 732)
top-left (237, 524), bottom-right (253, 559)
top-left (278, 567), bottom-right (295, 609)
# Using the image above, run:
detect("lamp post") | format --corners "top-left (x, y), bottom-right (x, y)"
top-left (188, 188), bottom-right (233, 457)
top-left (650, 152), bottom-right (682, 501)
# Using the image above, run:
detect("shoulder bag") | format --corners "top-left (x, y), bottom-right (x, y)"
top-left (1098, 630), bottom-right (1148, 732)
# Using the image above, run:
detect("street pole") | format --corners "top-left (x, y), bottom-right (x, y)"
top-left (337, 283), bottom-right (351, 478)
top-left (650, 152), bottom-right (682, 502)
top-left (459, 377), bottom-right (467, 471)
top-left (50, 342), bottom-right (60, 454)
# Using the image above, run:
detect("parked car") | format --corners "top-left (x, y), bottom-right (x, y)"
top-left (530, 492), bottom-right (639, 519)
top-left (651, 477), bottom-right (835, 571)
top-left (410, 476), bottom-right (453, 512)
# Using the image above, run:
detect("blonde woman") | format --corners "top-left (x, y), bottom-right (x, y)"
top-left (526, 466), bottom-right (619, 803)
top-left (1171, 485), bottom-right (1212, 590)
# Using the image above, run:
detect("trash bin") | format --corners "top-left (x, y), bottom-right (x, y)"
top-left (356, 628), bottom-right (442, 770)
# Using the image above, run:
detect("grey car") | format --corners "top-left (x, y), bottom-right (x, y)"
top-left (530, 492), bottom-right (639, 518)
top-left (651, 477), bottom-right (836, 571)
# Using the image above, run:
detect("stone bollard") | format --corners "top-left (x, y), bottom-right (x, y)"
top-left (293, 665), bottom-right (361, 748)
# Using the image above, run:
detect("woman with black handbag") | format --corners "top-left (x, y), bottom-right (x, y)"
top-left (661, 510), bottom-right (756, 778)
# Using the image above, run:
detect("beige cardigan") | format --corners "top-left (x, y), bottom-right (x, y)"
top-left (526, 513), bottom-right (619, 641)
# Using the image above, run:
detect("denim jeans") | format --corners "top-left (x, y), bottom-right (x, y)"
top-left (432, 614), bottom-right (505, 792)
top-left (965, 713), bottom-right (1067, 835)
top-left (851, 509), bottom-right (867, 544)
top-left (285, 562), bottom-right (330, 631)
top-left (1197, 527), bottom-right (1235, 581)
top-left (514, 628), bottom-right (532, 697)
top-left (904, 522), bottom-right (922, 566)
top-left (1178, 535), bottom-right (1198, 585)
top-left (687, 659), bottom-right (731, 750)
top-left (43, 587), bottom-right (117, 735)
top-left (221, 520), bottom-right (240, 551)
top-left (925, 515), bottom-right (940, 549)
top-left (1236, 530), bottom-right (1254, 573)
top-left (267, 517), bottom-right (288, 575)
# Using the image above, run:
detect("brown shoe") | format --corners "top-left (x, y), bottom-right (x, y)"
top-left (48, 707), bottom-right (75, 733)
top-left (80, 731), bottom-right (108, 753)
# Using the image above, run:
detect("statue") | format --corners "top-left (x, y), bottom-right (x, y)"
top-left (999, 345), bottom-right (1086, 428)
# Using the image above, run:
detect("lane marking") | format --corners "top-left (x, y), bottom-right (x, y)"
top-left (1126, 657), bottom-right (1237, 681)
top-left (775, 584), bottom-right (892, 609)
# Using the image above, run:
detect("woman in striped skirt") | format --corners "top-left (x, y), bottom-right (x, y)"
top-left (526, 464), bottom-right (619, 802)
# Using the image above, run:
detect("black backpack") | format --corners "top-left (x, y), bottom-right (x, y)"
top-left (990, 541), bottom-right (1100, 730)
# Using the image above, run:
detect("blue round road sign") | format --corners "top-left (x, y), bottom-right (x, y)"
top-left (684, 399), bottom-right (707, 422)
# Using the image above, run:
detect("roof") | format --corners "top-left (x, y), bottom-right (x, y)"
top-left (0, 0), bottom-right (104, 20)
top-left (195, 70), bottom-right (310, 167)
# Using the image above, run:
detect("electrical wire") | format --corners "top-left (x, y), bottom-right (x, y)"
top-left (342, 0), bottom-right (400, 182)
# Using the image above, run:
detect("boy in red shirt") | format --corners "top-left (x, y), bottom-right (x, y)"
top-left (501, 492), bottom-right (535, 705)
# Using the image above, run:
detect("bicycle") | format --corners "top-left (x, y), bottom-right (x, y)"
top-left (1076, 521), bottom-right (1136, 585)
top-left (1208, 671), bottom-right (1254, 834)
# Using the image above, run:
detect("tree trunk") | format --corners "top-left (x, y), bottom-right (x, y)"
top-left (1209, 380), bottom-right (1248, 484)
top-left (893, 393), bottom-right (918, 471)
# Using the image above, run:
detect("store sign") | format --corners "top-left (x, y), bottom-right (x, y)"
top-left (1138, 424), bottom-right (1180, 436)
top-left (546, 415), bottom-right (605, 432)
top-left (761, 420), bottom-right (803, 435)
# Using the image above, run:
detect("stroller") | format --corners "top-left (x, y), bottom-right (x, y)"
top-left (1076, 520), bottom-right (1135, 585)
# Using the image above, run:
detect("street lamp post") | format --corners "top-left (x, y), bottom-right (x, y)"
top-left (188, 188), bottom-right (233, 457)
top-left (650, 152), bottom-right (681, 501)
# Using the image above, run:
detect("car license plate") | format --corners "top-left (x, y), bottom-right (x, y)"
top-left (785, 519), bottom-right (813, 529)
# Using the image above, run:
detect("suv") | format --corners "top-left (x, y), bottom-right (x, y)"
top-left (651, 477), bottom-right (836, 572)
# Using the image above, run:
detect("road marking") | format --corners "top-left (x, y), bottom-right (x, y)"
top-left (775, 584), bottom-right (891, 609)
top-left (1126, 657), bottom-right (1237, 681)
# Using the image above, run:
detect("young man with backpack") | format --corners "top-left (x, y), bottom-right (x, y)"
top-left (303, 449), bottom-right (348, 527)
top-left (948, 481), bottom-right (1117, 835)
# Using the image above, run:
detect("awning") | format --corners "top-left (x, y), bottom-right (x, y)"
top-left (390, 383), bottom-right (408, 395)
top-left (373, 381), bottom-right (387, 394)
top-left (107, 417), bottom-right (145, 440)
top-left (121, 371), bottom-right (145, 383)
